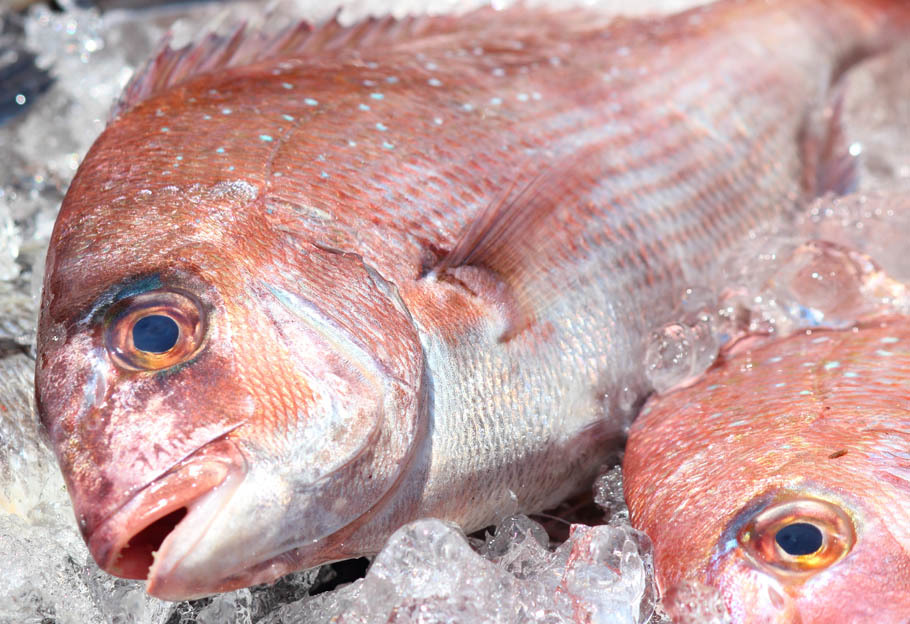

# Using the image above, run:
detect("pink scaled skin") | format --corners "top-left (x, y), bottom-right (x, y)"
top-left (625, 317), bottom-right (910, 623)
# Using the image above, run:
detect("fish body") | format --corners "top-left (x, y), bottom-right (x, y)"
top-left (624, 317), bottom-right (910, 621)
top-left (36, 0), bottom-right (910, 599)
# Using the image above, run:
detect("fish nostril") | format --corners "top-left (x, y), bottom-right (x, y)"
top-left (112, 507), bottom-right (188, 579)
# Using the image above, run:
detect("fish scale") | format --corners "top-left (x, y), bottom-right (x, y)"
top-left (36, 0), bottom-right (910, 600)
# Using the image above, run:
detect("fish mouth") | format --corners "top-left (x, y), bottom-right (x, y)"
top-left (86, 438), bottom-right (247, 595)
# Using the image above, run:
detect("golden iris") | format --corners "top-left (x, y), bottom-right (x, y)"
top-left (105, 289), bottom-right (206, 371)
top-left (738, 496), bottom-right (855, 579)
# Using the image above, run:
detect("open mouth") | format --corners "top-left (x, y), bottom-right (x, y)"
top-left (86, 439), bottom-right (247, 592)
top-left (113, 507), bottom-right (189, 579)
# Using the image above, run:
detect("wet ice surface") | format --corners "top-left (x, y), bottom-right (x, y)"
top-left (261, 516), bottom-right (657, 624)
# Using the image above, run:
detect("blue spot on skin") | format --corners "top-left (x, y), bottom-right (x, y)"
top-left (282, 114), bottom-right (295, 121)
top-left (347, 140), bottom-right (357, 147)
top-left (774, 382), bottom-right (786, 388)
top-left (799, 390), bottom-right (812, 395)
top-left (228, 166), bottom-right (235, 171)
top-left (881, 336), bottom-right (900, 344)
top-left (304, 98), bottom-right (318, 106)
top-left (709, 412), bottom-right (723, 419)
top-left (222, 108), bottom-right (232, 114)
top-left (260, 134), bottom-right (274, 142)
top-left (370, 92), bottom-right (384, 100)
top-left (216, 147), bottom-right (225, 154)
top-left (386, 76), bottom-right (399, 84)
top-left (489, 97), bottom-right (502, 105)
top-left (844, 371), bottom-right (858, 378)
top-left (203, 114), bottom-right (212, 120)
top-left (767, 356), bottom-right (783, 363)
top-left (375, 122), bottom-right (388, 131)
top-left (876, 349), bottom-right (894, 357)
top-left (706, 384), bottom-right (721, 391)
top-left (176, 156), bottom-right (183, 161)
top-left (266, 207), bottom-right (273, 214)
top-left (824, 361), bottom-right (840, 370)
top-left (282, 82), bottom-right (293, 89)
top-left (359, 103), bottom-right (371, 111)
top-left (382, 141), bottom-right (394, 149)
top-left (161, 127), bottom-right (169, 132)
top-left (517, 93), bottom-right (529, 102)
top-left (462, 103), bottom-right (474, 111)
top-left (428, 78), bottom-right (442, 87)
top-left (320, 171), bottom-right (329, 178)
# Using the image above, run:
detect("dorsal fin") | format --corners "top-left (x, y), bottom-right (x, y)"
top-left (111, 12), bottom-right (464, 119)
top-left (112, 6), bottom-right (616, 120)
top-left (431, 145), bottom-right (604, 341)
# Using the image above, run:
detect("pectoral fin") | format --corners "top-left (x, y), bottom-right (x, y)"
top-left (431, 146), bottom-right (602, 340)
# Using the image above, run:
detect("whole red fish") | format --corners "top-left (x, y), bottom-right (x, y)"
top-left (36, 0), bottom-right (910, 600)
top-left (625, 316), bottom-right (910, 620)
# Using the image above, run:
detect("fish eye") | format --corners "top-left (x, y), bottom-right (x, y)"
top-left (105, 289), bottom-right (206, 371)
top-left (738, 496), bottom-right (855, 578)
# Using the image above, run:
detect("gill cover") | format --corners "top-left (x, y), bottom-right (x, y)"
top-left (243, 244), bottom-right (427, 549)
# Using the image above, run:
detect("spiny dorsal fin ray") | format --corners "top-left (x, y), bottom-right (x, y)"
top-left (112, 6), bottom-right (614, 120)
top-left (112, 12), bottom-right (464, 119)
top-left (432, 144), bottom-right (606, 341)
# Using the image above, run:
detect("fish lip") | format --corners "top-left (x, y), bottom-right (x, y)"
top-left (86, 438), bottom-right (247, 585)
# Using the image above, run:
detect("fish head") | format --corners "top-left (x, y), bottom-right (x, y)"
top-left (624, 320), bottom-right (910, 623)
top-left (36, 113), bottom-right (426, 599)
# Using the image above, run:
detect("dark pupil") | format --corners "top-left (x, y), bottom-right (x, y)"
top-left (775, 522), bottom-right (823, 556)
top-left (132, 315), bottom-right (179, 353)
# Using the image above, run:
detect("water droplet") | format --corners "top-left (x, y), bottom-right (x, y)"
top-left (645, 323), bottom-right (695, 394)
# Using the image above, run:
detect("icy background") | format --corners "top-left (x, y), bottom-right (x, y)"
top-left (1, 1), bottom-right (908, 622)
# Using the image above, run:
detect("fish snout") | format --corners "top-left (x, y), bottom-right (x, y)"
top-left (86, 438), bottom-right (246, 585)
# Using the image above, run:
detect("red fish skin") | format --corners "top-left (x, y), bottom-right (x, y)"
top-left (36, 0), bottom-right (910, 599)
top-left (624, 317), bottom-right (910, 623)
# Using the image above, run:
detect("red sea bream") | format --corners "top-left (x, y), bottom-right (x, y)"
top-left (35, 0), bottom-right (910, 599)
